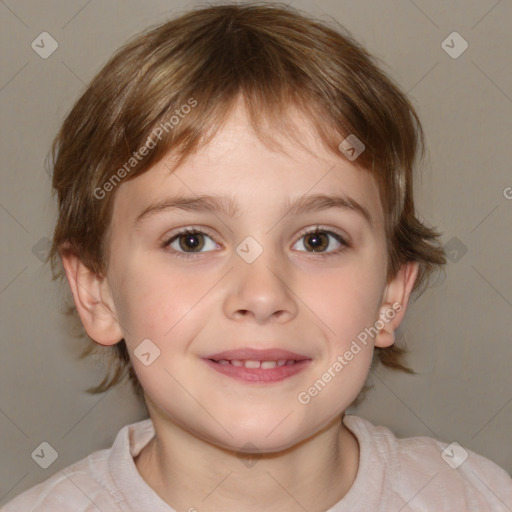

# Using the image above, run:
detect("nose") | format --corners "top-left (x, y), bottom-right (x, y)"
top-left (223, 246), bottom-right (299, 324)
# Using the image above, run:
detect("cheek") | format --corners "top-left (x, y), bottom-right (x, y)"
top-left (314, 262), bottom-right (385, 345)
top-left (109, 251), bottom-right (204, 344)
top-left (295, 265), bottom-right (382, 414)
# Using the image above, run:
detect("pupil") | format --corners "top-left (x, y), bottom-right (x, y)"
top-left (186, 235), bottom-right (199, 247)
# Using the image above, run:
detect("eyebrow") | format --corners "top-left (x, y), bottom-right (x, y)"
top-left (134, 193), bottom-right (374, 227)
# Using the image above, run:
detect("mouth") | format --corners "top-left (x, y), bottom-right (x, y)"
top-left (202, 348), bottom-right (312, 383)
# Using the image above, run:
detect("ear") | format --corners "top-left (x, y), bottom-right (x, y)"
top-left (59, 245), bottom-right (124, 346)
top-left (374, 261), bottom-right (419, 348)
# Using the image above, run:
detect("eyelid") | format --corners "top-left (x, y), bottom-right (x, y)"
top-left (161, 225), bottom-right (218, 244)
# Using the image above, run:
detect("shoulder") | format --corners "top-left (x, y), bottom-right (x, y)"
top-left (2, 418), bottom-right (154, 512)
top-left (2, 449), bottom-right (115, 511)
top-left (344, 415), bottom-right (512, 511)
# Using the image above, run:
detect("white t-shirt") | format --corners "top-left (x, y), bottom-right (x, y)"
top-left (3, 415), bottom-right (512, 511)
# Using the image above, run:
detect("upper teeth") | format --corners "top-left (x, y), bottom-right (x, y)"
top-left (216, 359), bottom-right (296, 368)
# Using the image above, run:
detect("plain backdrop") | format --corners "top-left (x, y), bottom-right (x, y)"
top-left (1, 0), bottom-right (511, 504)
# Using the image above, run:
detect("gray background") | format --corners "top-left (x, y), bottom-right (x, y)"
top-left (1, 0), bottom-right (511, 504)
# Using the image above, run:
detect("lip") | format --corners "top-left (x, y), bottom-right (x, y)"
top-left (202, 348), bottom-right (312, 384)
top-left (205, 348), bottom-right (310, 361)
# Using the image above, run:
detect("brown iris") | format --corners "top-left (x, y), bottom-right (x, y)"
top-left (303, 231), bottom-right (329, 252)
top-left (178, 232), bottom-right (204, 252)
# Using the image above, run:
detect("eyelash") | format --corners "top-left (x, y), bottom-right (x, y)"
top-left (161, 225), bottom-right (350, 260)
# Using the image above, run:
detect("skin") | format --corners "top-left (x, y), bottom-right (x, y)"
top-left (61, 101), bottom-right (418, 512)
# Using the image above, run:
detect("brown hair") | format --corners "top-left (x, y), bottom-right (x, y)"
top-left (47, 2), bottom-right (446, 403)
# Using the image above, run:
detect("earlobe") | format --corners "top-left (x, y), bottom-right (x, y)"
top-left (59, 246), bottom-right (124, 346)
top-left (374, 261), bottom-right (419, 348)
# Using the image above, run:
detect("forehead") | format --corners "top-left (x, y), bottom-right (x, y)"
top-left (112, 103), bottom-right (384, 227)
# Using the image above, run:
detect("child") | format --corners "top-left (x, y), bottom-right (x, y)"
top-left (4, 3), bottom-right (511, 511)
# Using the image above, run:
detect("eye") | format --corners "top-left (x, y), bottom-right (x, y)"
top-left (162, 228), bottom-right (220, 259)
top-left (161, 225), bottom-right (350, 260)
top-left (292, 227), bottom-right (349, 256)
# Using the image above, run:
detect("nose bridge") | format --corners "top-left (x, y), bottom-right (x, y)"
top-left (225, 235), bottom-right (297, 322)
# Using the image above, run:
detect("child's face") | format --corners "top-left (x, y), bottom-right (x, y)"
top-left (103, 103), bottom-right (397, 451)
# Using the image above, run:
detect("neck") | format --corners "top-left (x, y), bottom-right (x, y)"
top-left (135, 410), bottom-right (359, 512)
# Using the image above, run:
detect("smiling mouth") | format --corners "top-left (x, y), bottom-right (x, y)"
top-left (203, 350), bottom-right (312, 383)
top-left (203, 353), bottom-right (312, 385)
